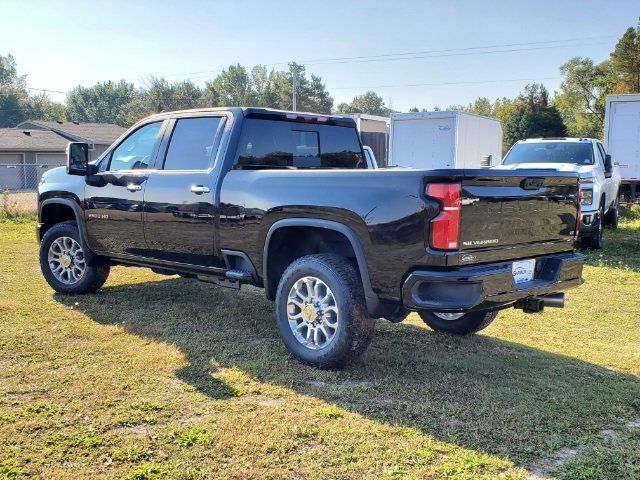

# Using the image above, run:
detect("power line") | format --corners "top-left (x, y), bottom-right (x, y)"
top-left (303, 41), bottom-right (610, 66)
top-left (330, 76), bottom-right (562, 90)
top-left (302, 35), bottom-right (615, 65)
top-left (0, 87), bottom-right (68, 97)
top-left (27, 87), bottom-right (67, 94)
top-left (161, 34), bottom-right (615, 79)
top-left (174, 39), bottom-right (609, 82)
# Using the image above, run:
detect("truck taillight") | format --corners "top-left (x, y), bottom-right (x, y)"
top-left (427, 183), bottom-right (461, 250)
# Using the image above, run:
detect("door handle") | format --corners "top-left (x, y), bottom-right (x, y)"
top-left (190, 185), bottom-right (210, 194)
top-left (126, 184), bottom-right (142, 192)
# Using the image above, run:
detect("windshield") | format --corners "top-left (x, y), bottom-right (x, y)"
top-left (503, 142), bottom-right (594, 166)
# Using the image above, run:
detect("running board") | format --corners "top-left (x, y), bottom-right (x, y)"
top-left (196, 269), bottom-right (253, 290)
top-left (197, 274), bottom-right (240, 289)
top-left (225, 269), bottom-right (254, 282)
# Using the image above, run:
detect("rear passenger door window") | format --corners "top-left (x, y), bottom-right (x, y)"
top-left (163, 117), bottom-right (223, 171)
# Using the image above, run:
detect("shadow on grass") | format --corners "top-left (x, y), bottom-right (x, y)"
top-left (579, 212), bottom-right (640, 272)
top-left (579, 222), bottom-right (640, 273)
top-left (55, 277), bottom-right (640, 469)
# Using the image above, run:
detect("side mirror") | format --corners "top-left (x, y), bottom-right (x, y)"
top-left (66, 142), bottom-right (89, 176)
top-left (481, 155), bottom-right (492, 167)
top-left (604, 154), bottom-right (613, 177)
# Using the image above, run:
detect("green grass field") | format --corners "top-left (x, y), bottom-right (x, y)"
top-left (1, 211), bottom-right (639, 479)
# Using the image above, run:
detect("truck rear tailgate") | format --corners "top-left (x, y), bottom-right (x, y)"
top-left (458, 171), bottom-right (579, 250)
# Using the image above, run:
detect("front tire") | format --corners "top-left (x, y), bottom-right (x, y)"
top-left (604, 196), bottom-right (619, 229)
top-left (39, 221), bottom-right (110, 294)
top-left (419, 310), bottom-right (497, 335)
top-left (583, 205), bottom-right (604, 249)
top-left (275, 254), bottom-right (375, 369)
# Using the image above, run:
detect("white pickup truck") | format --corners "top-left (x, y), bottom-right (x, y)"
top-left (495, 137), bottom-right (621, 249)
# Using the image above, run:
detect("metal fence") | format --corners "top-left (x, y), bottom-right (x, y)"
top-left (0, 163), bottom-right (64, 191)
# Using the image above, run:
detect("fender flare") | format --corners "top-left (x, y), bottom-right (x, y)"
top-left (263, 218), bottom-right (380, 316)
top-left (39, 198), bottom-right (95, 263)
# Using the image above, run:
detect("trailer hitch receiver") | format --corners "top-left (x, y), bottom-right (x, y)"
top-left (515, 293), bottom-right (565, 314)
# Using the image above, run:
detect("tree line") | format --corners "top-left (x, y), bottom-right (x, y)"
top-left (0, 21), bottom-right (638, 150)
top-left (0, 61), bottom-right (333, 128)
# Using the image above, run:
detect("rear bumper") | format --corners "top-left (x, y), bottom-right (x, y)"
top-left (402, 252), bottom-right (585, 312)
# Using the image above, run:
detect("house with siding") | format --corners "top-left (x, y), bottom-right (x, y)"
top-left (0, 120), bottom-right (126, 190)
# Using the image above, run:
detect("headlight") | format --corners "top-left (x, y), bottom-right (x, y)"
top-left (580, 188), bottom-right (593, 205)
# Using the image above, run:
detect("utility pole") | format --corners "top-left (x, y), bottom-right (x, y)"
top-left (289, 62), bottom-right (302, 111)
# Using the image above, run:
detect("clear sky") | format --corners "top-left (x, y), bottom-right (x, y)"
top-left (1, 0), bottom-right (637, 111)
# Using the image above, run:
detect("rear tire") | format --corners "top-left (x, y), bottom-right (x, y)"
top-left (39, 221), bottom-right (110, 294)
top-left (419, 310), bottom-right (497, 335)
top-left (275, 254), bottom-right (375, 369)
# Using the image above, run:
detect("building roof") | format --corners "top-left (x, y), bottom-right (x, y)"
top-left (15, 120), bottom-right (126, 145)
top-left (0, 129), bottom-right (70, 152)
top-left (339, 113), bottom-right (390, 123)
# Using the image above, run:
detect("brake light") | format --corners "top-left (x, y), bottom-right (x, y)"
top-left (285, 113), bottom-right (328, 123)
top-left (427, 183), bottom-right (461, 250)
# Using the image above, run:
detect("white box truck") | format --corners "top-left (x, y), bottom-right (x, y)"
top-left (388, 111), bottom-right (503, 169)
top-left (604, 94), bottom-right (640, 202)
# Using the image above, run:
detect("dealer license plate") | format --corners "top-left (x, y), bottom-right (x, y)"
top-left (512, 259), bottom-right (536, 284)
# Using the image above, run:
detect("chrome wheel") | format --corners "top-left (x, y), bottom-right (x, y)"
top-left (287, 276), bottom-right (339, 350)
top-left (48, 236), bottom-right (86, 285)
top-left (433, 312), bottom-right (466, 321)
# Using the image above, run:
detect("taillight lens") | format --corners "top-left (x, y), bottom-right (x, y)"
top-left (427, 183), bottom-right (461, 250)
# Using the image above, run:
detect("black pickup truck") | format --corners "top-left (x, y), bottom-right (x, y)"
top-left (37, 108), bottom-right (585, 368)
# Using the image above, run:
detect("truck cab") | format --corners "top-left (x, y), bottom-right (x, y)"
top-left (495, 137), bottom-right (621, 249)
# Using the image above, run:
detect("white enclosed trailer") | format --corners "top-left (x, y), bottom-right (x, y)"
top-left (341, 113), bottom-right (389, 166)
top-left (604, 94), bottom-right (640, 202)
top-left (388, 111), bottom-right (502, 169)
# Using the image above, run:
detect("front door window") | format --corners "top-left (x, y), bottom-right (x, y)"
top-left (108, 122), bottom-right (163, 171)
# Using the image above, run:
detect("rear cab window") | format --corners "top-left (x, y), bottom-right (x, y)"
top-left (235, 117), bottom-right (364, 169)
